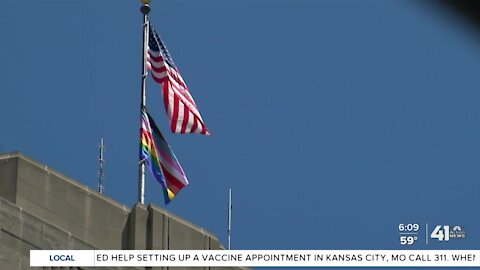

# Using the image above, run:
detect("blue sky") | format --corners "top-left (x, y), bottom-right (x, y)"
top-left (1, 0), bottom-right (479, 260)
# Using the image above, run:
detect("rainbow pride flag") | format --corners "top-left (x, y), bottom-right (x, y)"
top-left (140, 109), bottom-right (189, 204)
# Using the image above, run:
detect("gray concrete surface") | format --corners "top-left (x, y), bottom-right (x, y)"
top-left (0, 152), bottom-right (245, 270)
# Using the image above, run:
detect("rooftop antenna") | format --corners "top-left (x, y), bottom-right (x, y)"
top-left (97, 138), bottom-right (105, 194)
top-left (227, 188), bottom-right (232, 250)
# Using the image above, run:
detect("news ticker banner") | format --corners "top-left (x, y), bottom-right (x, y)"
top-left (31, 250), bottom-right (479, 267)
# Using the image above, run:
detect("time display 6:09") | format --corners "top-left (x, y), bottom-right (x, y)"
top-left (398, 223), bottom-right (419, 232)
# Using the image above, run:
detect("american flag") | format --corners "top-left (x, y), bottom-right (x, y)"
top-left (147, 23), bottom-right (209, 135)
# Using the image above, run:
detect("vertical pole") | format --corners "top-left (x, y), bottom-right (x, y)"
top-left (425, 223), bottom-right (429, 245)
top-left (228, 188), bottom-right (232, 250)
top-left (98, 138), bottom-right (105, 194)
top-left (138, 0), bottom-right (151, 205)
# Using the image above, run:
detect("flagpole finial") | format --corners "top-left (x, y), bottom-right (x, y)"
top-left (140, 0), bottom-right (151, 15)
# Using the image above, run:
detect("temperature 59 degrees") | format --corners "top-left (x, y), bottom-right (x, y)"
top-left (398, 223), bottom-right (420, 246)
top-left (400, 236), bottom-right (418, 245)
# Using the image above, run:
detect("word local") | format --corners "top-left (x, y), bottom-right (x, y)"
top-left (49, 255), bottom-right (75, 262)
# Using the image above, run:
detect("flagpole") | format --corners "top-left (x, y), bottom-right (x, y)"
top-left (138, 0), bottom-right (150, 205)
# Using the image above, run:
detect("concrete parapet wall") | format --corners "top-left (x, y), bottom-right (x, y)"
top-left (0, 152), bottom-right (244, 270)
top-left (0, 197), bottom-right (142, 270)
top-left (0, 152), bottom-right (130, 249)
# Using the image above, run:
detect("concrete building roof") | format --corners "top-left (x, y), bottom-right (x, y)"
top-left (0, 152), bottom-right (240, 270)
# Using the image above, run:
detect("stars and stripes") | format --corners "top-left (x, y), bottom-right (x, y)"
top-left (147, 23), bottom-right (209, 135)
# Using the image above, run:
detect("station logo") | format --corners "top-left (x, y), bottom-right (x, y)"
top-left (450, 226), bottom-right (466, 239)
top-left (431, 225), bottom-right (466, 241)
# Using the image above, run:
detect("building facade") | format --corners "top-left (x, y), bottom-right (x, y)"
top-left (0, 152), bottom-right (240, 270)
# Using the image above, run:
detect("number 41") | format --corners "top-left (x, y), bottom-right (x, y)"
top-left (431, 225), bottom-right (450, 241)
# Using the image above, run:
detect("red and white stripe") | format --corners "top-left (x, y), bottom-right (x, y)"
top-left (148, 51), bottom-right (209, 135)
